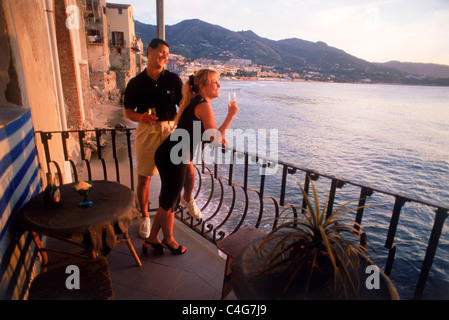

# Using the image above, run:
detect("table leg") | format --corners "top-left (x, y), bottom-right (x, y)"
top-left (123, 230), bottom-right (142, 267)
top-left (30, 232), bottom-right (49, 271)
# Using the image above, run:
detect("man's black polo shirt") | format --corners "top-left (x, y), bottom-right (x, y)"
top-left (124, 69), bottom-right (183, 121)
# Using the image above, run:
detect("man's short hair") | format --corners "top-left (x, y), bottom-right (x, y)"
top-left (148, 38), bottom-right (170, 52)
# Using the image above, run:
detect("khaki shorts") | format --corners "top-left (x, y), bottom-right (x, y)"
top-left (135, 121), bottom-right (174, 177)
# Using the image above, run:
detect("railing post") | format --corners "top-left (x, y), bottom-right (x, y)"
top-left (243, 154), bottom-right (249, 191)
top-left (383, 196), bottom-right (407, 278)
top-left (280, 165), bottom-right (288, 206)
top-left (326, 178), bottom-right (345, 219)
top-left (39, 132), bottom-right (53, 173)
top-left (125, 129), bottom-right (134, 191)
top-left (414, 208), bottom-right (448, 299)
top-left (302, 172), bottom-right (319, 213)
top-left (77, 130), bottom-right (92, 180)
top-left (228, 149), bottom-right (234, 186)
top-left (61, 131), bottom-right (70, 160)
top-left (214, 145), bottom-right (219, 180)
top-left (384, 244), bottom-right (396, 276)
top-left (302, 173), bottom-right (311, 212)
top-left (95, 129), bottom-right (108, 180)
top-left (385, 196), bottom-right (407, 249)
top-left (354, 186), bottom-right (374, 232)
top-left (259, 162), bottom-right (266, 199)
top-left (111, 130), bottom-right (120, 183)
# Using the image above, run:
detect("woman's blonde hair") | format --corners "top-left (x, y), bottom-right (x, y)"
top-left (175, 69), bottom-right (219, 124)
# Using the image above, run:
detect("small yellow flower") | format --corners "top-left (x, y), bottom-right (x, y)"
top-left (75, 181), bottom-right (92, 191)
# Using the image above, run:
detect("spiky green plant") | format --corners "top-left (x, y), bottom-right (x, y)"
top-left (259, 179), bottom-right (371, 299)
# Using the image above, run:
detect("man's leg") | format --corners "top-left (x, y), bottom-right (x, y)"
top-left (183, 162), bottom-right (195, 201)
top-left (180, 162), bottom-right (202, 219)
top-left (137, 174), bottom-right (152, 238)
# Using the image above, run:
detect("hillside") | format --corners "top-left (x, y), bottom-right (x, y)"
top-left (135, 19), bottom-right (449, 85)
top-left (135, 19), bottom-right (372, 70)
top-left (376, 61), bottom-right (449, 78)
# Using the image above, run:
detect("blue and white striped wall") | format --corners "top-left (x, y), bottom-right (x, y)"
top-left (0, 109), bottom-right (42, 299)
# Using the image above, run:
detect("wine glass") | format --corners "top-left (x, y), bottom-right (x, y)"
top-left (148, 108), bottom-right (158, 133)
top-left (73, 181), bottom-right (94, 208)
top-left (228, 92), bottom-right (238, 119)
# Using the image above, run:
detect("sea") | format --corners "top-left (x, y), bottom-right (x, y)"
top-left (111, 79), bottom-right (448, 299)
top-left (205, 80), bottom-right (449, 300)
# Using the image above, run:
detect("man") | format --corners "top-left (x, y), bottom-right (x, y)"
top-left (124, 38), bottom-right (200, 239)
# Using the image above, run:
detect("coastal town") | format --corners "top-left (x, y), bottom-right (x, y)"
top-left (166, 54), bottom-right (335, 81)
top-left (166, 55), bottom-right (334, 82)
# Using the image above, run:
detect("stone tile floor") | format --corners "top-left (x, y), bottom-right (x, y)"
top-left (107, 218), bottom-right (228, 300)
top-left (41, 176), bottom-right (235, 300)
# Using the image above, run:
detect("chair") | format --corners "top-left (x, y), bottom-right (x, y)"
top-left (28, 256), bottom-right (113, 300)
top-left (216, 227), bottom-right (265, 300)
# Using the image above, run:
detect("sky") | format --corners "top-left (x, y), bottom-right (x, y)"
top-left (108, 0), bottom-right (449, 65)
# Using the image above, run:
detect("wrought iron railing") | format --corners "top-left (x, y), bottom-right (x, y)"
top-left (36, 128), bottom-right (448, 300)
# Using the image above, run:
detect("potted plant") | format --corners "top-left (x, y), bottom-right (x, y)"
top-left (230, 179), bottom-right (399, 300)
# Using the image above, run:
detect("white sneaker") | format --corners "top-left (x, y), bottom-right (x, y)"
top-left (180, 196), bottom-right (202, 220)
top-left (138, 217), bottom-right (151, 239)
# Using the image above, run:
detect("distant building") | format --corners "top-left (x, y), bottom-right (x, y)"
top-left (229, 58), bottom-right (252, 66)
top-left (84, 0), bottom-right (110, 72)
top-left (106, 2), bottom-right (142, 86)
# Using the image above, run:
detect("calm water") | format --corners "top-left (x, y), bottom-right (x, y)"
top-left (207, 80), bottom-right (449, 299)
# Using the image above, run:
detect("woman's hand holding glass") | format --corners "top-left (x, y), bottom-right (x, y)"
top-left (228, 92), bottom-right (239, 119)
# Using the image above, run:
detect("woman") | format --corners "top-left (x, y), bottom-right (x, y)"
top-left (143, 69), bottom-right (238, 255)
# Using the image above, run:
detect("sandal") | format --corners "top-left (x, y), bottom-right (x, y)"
top-left (162, 240), bottom-right (186, 255)
top-left (142, 240), bottom-right (165, 255)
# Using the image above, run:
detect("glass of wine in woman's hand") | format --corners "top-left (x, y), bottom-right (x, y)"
top-left (228, 92), bottom-right (238, 119)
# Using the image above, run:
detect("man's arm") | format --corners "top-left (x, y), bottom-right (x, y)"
top-left (123, 78), bottom-right (156, 125)
top-left (124, 108), bottom-right (157, 124)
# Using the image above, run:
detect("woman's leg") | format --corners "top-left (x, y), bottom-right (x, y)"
top-left (148, 206), bottom-right (184, 252)
top-left (149, 150), bottom-right (187, 250)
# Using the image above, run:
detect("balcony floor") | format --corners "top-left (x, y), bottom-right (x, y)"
top-left (108, 217), bottom-right (227, 300)
top-left (106, 174), bottom-right (231, 300)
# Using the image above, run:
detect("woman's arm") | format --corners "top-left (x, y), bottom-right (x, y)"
top-left (195, 101), bottom-right (238, 143)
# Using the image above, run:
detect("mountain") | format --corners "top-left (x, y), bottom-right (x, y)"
top-left (376, 61), bottom-right (449, 79)
top-left (135, 19), bottom-right (369, 70)
top-left (135, 19), bottom-right (449, 85)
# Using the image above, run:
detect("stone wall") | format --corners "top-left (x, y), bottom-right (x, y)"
top-left (114, 70), bottom-right (132, 94)
top-left (90, 70), bottom-right (121, 104)
top-left (110, 47), bottom-right (130, 71)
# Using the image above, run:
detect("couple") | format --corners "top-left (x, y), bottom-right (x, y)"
top-left (124, 38), bottom-right (238, 255)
